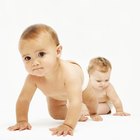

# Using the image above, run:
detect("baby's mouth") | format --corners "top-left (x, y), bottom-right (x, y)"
top-left (32, 67), bottom-right (43, 71)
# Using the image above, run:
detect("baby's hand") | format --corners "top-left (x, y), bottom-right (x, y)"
top-left (90, 114), bottom-right (103, 121)
top-left (113, 111), bottom-right (131, 116)
top-left (8, 121), bottom-right (32, 131)
top-left (49, 123), bottom-right (73, 136)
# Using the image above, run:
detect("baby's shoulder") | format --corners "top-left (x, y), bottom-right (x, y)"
top-left (106, 83), bottom-right (116, 93)
top-left (67, 60), bottom-right (81, 67)
top-left (26, 74), bottom-right (41, 83)
top-left (62, 60), bottom-right (83, 81)
top-left (66, 60), bottom-right (82, 72)
top-left (107, 83), bottom-right (114, 89)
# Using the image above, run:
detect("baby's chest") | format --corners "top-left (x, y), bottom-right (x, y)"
top-left (96, 91), bottom-right (108, 102)
top-left (37, 82), bottom-right (67, 98)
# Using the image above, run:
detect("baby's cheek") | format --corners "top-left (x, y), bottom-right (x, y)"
top-left (105, 83), bottom-right (109, 88)
top-left (25, 65), bottom-right (31, 73)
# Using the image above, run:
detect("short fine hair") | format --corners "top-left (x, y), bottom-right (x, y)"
top-left (20, 24), bottom-right (60, 46)
top-left (88, 57), bottom-right (112, 74)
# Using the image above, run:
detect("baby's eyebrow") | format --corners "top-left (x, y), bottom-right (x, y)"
top-left (96, 79), bottom-right (101, 81)
top-left (21, 49), bottom-right (47, 58)
top-left (22, 54), bottom-right (30, 58)
top-left (35, 49), bottom-right (46, 53)
top-left (105, 79), bottom-right (109, 80)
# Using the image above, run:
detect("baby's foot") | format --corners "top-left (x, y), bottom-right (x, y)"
top-left (91, 114), bottom-right (103, 121)
top-left (79, 115), bottom-right (88, 121)
top-left (81, 109), bottom-right (89, 116)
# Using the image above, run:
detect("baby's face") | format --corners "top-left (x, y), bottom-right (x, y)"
top-left (19, 33), bottom-right (61, 77)
top-left (90, 69), bottom-right (111, 90)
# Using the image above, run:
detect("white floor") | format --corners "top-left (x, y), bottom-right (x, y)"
top-left (0, 106), bottom-right (139, 140)
top-left (1, 116), bottom-right (139, 140)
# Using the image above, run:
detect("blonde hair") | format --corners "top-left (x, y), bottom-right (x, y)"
top-left (20, 24), bottom-right (60, 46)
top-left (88, 57), bottom-right (112, 75)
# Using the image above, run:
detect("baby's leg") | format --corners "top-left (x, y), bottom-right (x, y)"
top-left (81, 103), bottom-right (103, 121)
top-left (81, 103), bottom-right (89, 116)
top-left (77, 103), bottom-right (89, 121)
top-left (97, 103), bottom-right (111, 115)
top-left (47, 97), bottom-right (67, 120)
top-left (82, 91), bottom-right (102, 121)
top-left (47, 97), bottom-right (88, 122)
top-left (82, 91), bottom-right (98, 115)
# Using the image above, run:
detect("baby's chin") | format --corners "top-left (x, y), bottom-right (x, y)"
top-left (98, 86), bottom-right (108, 90)
top-left (30, 72), bottom-right (46, 77)
top-left (29, 69), bottom-right (46, 77)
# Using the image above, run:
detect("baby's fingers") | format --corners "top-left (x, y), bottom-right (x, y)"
top-left (113, 112), bottom-right (131, 116)
top-left (124, 112), bottom-right (131, 116)
top-left (67, 130), bottom-right (73, 136)
top-left (49, 128), bottom-right (58, 135)
top-left (19, 124), bottom-right (32, 131)
top-left (8, 123), bottom-right (32, 131)
top-left (49, 124), bottom-right (73, 136)
top-left (8, 125), bottom-right (20, 131)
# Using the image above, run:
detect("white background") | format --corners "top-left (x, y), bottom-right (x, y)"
top-left (0, 0), bottom-right (140, 139)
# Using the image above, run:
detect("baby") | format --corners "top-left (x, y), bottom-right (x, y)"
top-left (8, 24), bottom-right (87, 136)
top-left (82, 57), bottom-right (130, 120)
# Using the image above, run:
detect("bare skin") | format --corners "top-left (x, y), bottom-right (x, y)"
top-left (82, 69), bottom-right (130, 120)
top-left (8, 29), bottom-right (87, 136)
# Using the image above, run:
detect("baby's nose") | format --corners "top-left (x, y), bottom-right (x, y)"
top-left (32, 59), bottom-right (39, 66)
top-left (100, 82), bottom-right (105, 86)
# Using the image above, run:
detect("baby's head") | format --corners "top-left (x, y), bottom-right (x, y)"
top-left (88, 57), bottom-right (112, 75)
top-left (88, 57), bottom-right (112, 89)
top-left (18, 24), bottom-right (62, 77)
top-left (19, 24), bottom-right (60, 47)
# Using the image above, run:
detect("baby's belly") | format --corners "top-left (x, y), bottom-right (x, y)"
top-left (43, 91), bottom-right (67, 101)
top-left (50, 95), bottom-right (67, 100)
top-left (38, 85), bottom-right (67, 100)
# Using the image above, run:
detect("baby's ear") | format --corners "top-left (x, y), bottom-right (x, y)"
top-left (56, 45), bottom-right (62, 57)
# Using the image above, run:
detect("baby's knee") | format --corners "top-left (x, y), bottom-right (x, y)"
top-left (48, 111), bottom-right (58, 119)
top-left (48, 110), bottom-right (65, 120)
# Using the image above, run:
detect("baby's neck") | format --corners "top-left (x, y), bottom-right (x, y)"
top-left (44, 59), bottom-right (62, 81)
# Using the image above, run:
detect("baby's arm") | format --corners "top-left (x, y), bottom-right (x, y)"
top-left (107, 84), bottom-right (130, 116)
top-left (8, 75), bottom-right (37, 131)
top-left (49, 73), bottom-right (83, 136)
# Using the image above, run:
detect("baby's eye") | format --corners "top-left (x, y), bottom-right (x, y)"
top-left (24, 56), bottom-right (31, 61)
top-left (105, 79), bottom-right (109, 82)
top-left (38, 52), bottom-right (46, 57)
top-left (96, 80), bottom-right (101, 83)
